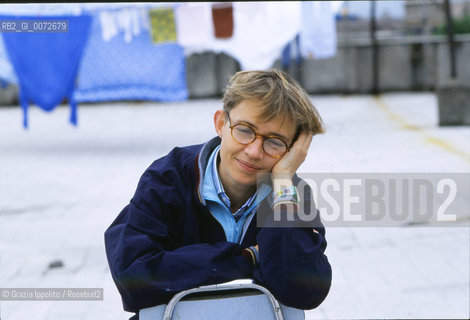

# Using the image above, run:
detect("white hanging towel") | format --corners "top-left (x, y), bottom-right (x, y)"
top-left (215, 2), bottom-right (301, 70)
top-left (180, 2), bottom-right (301, 71)
top-left (99, 7), bottom-right (148, 43)
top-left (99, 11), bottom-right (119, 42)
top-left (175, 4), bottom-right (212, 47)
top-left (300, 1), bottom-right (337, 60)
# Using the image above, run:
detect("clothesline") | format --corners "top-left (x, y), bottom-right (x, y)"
top-left (1, 2), bottom-right (338, 74)
top-left (0, 2), bottom-right (339, 128)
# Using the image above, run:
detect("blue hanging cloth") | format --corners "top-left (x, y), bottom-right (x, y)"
top-left (73, 10), bottom-right (188, 104)
top-left (281, 34), bottom-right (301, 69)
top-left (1, 15), bottom-right (92, 128)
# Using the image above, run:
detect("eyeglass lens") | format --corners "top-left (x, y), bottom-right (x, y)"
top-left (232, 124), bottom-right (287, 157)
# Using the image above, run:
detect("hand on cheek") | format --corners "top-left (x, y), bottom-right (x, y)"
top-left (271, 132), bottom-right (313, 179)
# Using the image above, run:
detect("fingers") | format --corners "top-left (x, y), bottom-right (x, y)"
top-left (291, 131), bottom-right (313, 156)
top-left (301, 132), bottom-right (313, 149)
top-left (271, 131), bottom-right (313, 176)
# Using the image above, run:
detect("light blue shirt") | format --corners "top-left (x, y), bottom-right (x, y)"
top-left (201, 145), bottom-right (271, 244)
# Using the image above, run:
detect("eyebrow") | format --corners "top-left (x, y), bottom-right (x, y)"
top-left (232, 118), bottom-right (290, 142)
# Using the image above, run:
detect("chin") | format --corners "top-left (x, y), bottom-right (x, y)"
top-left (236, 171), bottom-right (270, 187)
top-left (235, 176), bottom-right (257, 187)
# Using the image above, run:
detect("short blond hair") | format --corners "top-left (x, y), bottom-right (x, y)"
top-left (222, 69), bottom-right (325, 136)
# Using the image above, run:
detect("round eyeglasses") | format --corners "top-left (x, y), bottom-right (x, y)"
top-left (226, 113), bottom-right (290, 158)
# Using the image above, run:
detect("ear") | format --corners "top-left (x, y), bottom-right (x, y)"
top-left (214, 110), bottom-right (226, 137)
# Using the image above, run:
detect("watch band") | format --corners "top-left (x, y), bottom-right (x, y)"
top-left (273, 185), bottom-right (298, 205)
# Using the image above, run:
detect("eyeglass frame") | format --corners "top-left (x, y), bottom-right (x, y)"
top-left (225, 112), bottom-right (292, 158)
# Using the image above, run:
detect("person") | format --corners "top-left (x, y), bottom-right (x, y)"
top-left (104, 69), bottom-right (332, 318)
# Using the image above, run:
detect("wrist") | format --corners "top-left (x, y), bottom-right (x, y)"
top-left (272, 184), bottom-right (299, 208)
top-left (272, 175), bottom-right (294, 191)
top-left (240, 248), bottom-right (256, 265)
top-left (248, 245), bottom-right (259, 264)
top-left (271, 171), bottom-right (294, 181)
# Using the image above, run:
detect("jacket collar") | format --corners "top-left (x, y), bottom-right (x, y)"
top-left (195, 136), bottom-right (221, 205)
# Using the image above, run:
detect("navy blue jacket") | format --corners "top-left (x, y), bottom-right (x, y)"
top-left (104, 137), bottom-right (332, 314)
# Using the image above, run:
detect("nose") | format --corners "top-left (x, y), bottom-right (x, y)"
top-left (244, 136), bottom-right (264, 159)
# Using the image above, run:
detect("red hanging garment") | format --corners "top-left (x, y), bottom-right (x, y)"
top-left (212, 3), bottom-right (234, 39)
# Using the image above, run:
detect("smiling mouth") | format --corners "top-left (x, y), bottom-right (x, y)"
top-left (237, 159), bottom-right (260, 172)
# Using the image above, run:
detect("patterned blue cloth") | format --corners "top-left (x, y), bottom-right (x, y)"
top-left (1, 15), bottom-right (92, 128)
top-left (73, 11), bottom-right (188, 103)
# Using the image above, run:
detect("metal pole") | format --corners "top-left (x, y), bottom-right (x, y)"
top-left (370, 0), bottom-right (379, 94)
top-left (444, 0), bottom-right (457, 78)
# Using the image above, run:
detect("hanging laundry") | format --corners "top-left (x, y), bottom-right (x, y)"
top-left (300, 1), bottom-right (337, 60)
top-left (280, 34), bottom-right (302, 82)
top-left (73, 11), bottom-right (188, 104)
top-left (179, 2), bottom-right (302, 70)
top-left (1, 15), bottom-right (92, 128)
top-left (226, 2), bottom-right (301, 70)
top-left (130, 8), bottom-right (142, 38)
top-left (99, 10), bottom-right (119, 42)
top-left (175, 4), bottom-right (212, 47)
top-left (99, 8), bottom-right (148, 43)
top-left (212, 3), bottom-right (233, 39)
top-left (149, 7), bottom-right (177, 44)
top-left (281, 34), bottom-right (302, 69)
top-left (0, 34), bottom-right (18, 84)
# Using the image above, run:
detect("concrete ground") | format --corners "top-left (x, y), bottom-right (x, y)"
top-left (0, 93), bottom-right (469, 319)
